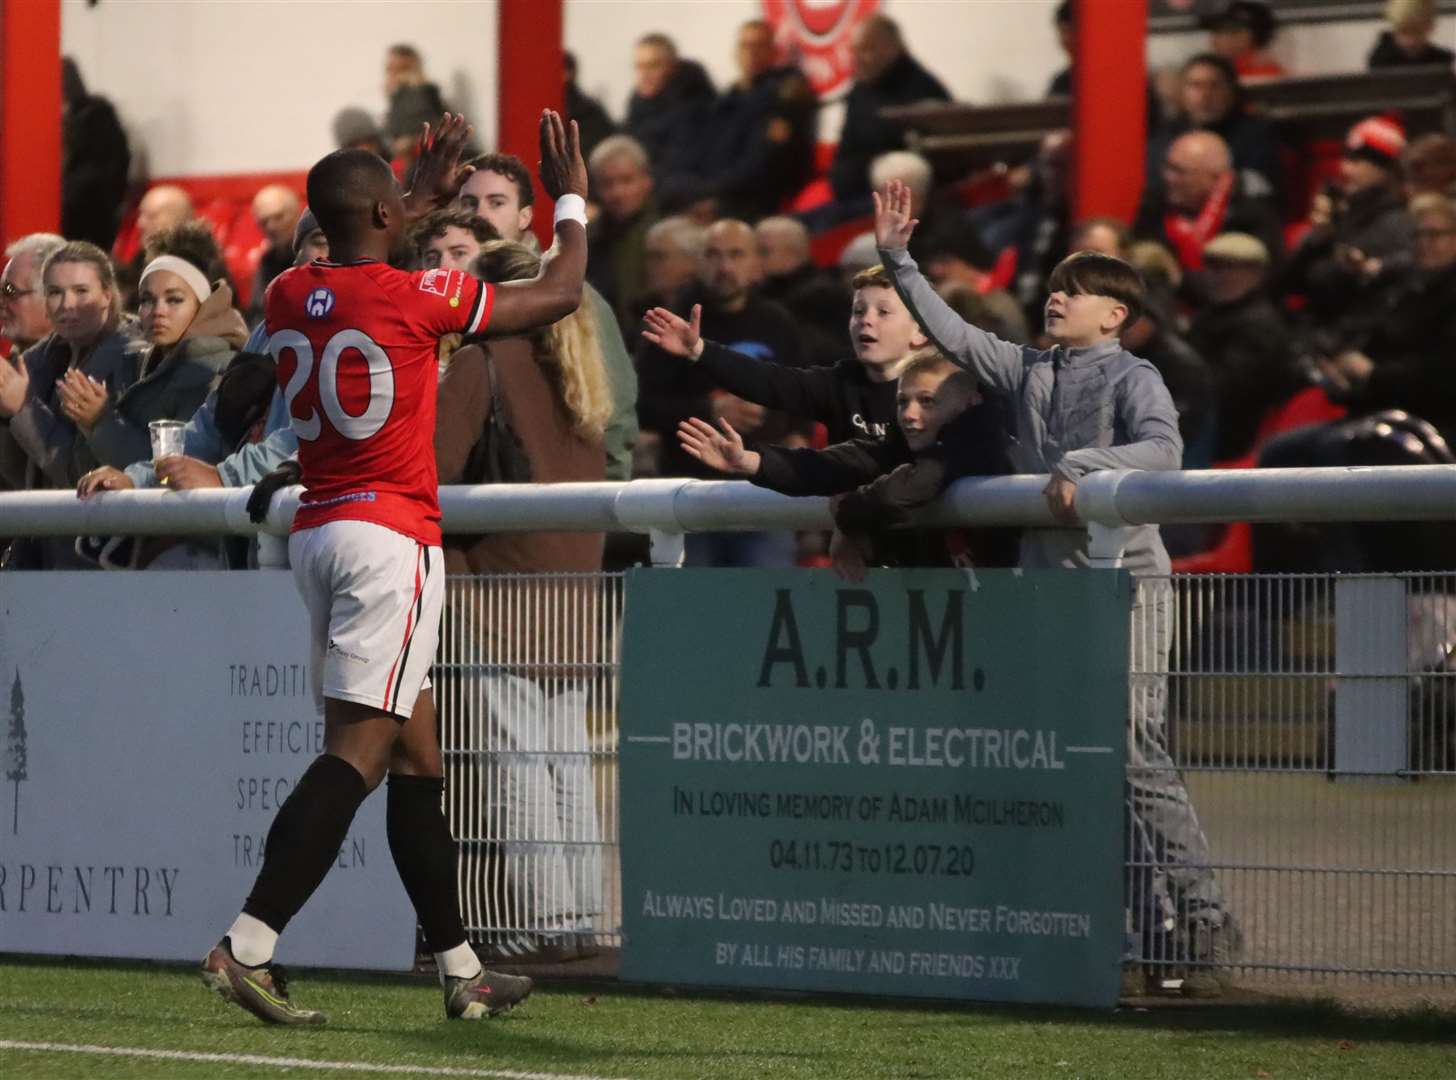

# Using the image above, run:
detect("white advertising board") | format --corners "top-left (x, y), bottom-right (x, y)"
top-left (0, 571), bottom-right (415, 971)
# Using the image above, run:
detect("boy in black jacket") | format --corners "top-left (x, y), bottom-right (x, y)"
top-left (678, 347), bottom-right (1017, 577)
top-left (642, 264), bottom-right (927, 444)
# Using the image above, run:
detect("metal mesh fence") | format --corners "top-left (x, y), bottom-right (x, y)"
top-left (437, 571), bottom-right (624, 962)
top-left (1140, 572), bottom-right (1456, 988)
top-left (437, 569), bottom-right (1456, 984)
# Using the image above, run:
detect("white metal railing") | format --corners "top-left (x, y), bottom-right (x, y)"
top-left (7, 465), bottom-right (1456, 542)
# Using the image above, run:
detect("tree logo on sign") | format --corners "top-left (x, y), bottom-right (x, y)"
top-left (763, 0), bottom-right (880, 98)
top-left (4, 669), bottom-right (26, 835)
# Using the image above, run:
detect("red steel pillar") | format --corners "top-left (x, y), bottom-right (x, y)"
top-left (0, 0), bottom-right (63, 250)
top-left (498, 0), bottom-right (564, 249)
top-left (1071, 0), bottom-right (1147, 225)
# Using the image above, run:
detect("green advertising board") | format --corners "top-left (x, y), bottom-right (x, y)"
top-left (619, 568), bottom-right (1131, 1008)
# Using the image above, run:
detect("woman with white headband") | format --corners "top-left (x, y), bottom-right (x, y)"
top-left (59, 243), bottom-right (245, 472)
top-left (60, 227), bottom-right (246, 567)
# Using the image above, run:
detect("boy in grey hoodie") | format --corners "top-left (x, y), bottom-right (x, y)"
top-left (874, 180), bottom-right (1236, 995)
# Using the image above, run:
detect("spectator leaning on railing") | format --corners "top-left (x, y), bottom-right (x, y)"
top-left (874, 179), bottom-right (1238, 996)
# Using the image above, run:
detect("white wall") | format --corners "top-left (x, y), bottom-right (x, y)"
top-left (60, 0), bottom-right (1450, 180)
top-left (61, 0), bottom-right (499, 178)
top-left (565, 0), bottom-right (1066, 144)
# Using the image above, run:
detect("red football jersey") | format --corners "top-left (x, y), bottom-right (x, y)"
top-left (264, 260), bottom-right (493, 545)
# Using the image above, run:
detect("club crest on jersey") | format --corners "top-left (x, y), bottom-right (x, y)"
top-left (419, 268), bottom-right (451, 297)
top-left (305, 287), bottom-right (336, 319)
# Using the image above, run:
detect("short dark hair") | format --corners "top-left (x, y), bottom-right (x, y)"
top-left (306, 148), bottom-right (397, 242)
top-left (1055, 0), bottom-right (1073, 26)
top-left (1046, 251), bottom-right (1146, 330)
top-left (1182, 51), bottom-right (1240, 91)
top-left (408, 209), bottom-right (500, 256)
top-left (466, 153), bottom-right (534, 209)
top-left (388, 43), bottom-right (422, 65)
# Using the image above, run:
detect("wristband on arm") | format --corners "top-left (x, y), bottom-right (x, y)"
top-left (553, 194), bottom-right (587, 227)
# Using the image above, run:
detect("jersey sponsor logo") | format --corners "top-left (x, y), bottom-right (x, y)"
top-left (419, 268), bottom-right (451, 297)
top-left (305, 287), bottom-right (336, 319)
top-left (763, 0), bottom-right (879, 98)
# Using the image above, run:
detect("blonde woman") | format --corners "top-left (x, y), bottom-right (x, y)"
top-left (434, 239), bottom-right (609, 960)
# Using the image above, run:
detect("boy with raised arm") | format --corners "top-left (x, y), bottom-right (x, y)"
top-left (678, 347), bottom-right (1016, 579)
top-left (873, 180), bottom-right (1236, 995)
top-left (640, 264), bottom-right (928, 445)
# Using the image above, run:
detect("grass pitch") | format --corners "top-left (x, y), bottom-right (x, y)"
top-left (3, 957), bottom-right (1456, 1079)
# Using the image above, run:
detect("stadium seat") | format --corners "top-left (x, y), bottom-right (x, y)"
top-left (1171, 386), bottom-right (1346, 574)
top-left (810, 213), bottom-right (875, 268)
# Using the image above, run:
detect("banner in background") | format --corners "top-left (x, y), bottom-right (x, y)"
top-left (0, 572), bottom-right (414, 971)
top-left (620, 568), bottom-right (1131, 1008)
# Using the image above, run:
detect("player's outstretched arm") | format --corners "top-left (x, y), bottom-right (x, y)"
top-left (486, 110), bottom-right (588, 337)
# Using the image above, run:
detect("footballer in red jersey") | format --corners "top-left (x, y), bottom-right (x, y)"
top-left (265, 259), bottom-right (492, 546)
top-left (201, 111), bottom-right (590, 1027)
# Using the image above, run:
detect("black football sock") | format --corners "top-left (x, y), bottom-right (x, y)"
top-left (386, 773), bottom-right (470, 955)
top-left (242, 753), bottom-right (369, 934)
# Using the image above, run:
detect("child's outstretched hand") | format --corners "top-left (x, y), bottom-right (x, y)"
top-left (678, 416), bottom-right (760, 476)
top-left (873, 179), bottom-right (919, 249)
top-left (642, 304), bottom-right (703, 359)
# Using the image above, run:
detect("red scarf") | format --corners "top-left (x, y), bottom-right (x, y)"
top-left (1164, 171), bottom-right (1234, 271)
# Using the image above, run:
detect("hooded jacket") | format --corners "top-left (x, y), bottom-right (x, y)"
top-left (881, 245), bottom-right (1183, 575)
top-left (86, 283), bottom-right (246, 468)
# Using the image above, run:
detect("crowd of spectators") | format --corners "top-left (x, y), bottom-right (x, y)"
top-left (1, 1), bottom-right (1455, 580)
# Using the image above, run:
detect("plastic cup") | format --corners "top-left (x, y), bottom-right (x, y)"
top-left (149, 419), bottom-right (186, 462)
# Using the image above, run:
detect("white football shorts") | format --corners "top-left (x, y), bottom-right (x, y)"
top-left (288, 519), bottom-right (444, 719)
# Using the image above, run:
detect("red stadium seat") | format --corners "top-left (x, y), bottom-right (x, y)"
top-left (810, 214), bottom-right (875, 269)
top-left (1171, 386), bottom-right (1346, 574)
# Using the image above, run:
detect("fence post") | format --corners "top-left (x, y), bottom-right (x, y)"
top-left (1334, 576), bottom-right (1410, 780)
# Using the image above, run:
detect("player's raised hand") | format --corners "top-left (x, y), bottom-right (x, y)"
top-left (410, 112), bottom-right (476, 209)
top-left (873, 179), bottom-right (919, 249)
top-left (538, 110), bottom-right (587, 202)
top-left (641, 304), bottom-right (702, 359)
top-left (677, 416), bottom-right (759, 476)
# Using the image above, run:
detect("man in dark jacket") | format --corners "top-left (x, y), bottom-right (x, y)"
top-left (755, 216), bottom-right (851, 368)
top-left (586, 135), bottom-right (660, 333)
top-left (1281, 115), bottom-right (1415, 325)
top-left (1134, 130), bottom-right (1284, 302)
top-left (625, 33), bottom-right (716, 186)
top-left (1310, 194), bottom-right (1456, 437)
top-left (829, 15), bottom-right (949, 202)
top-left (694, 20), bottom-right (817, 221)
top-left (60, 58), bottom-right (131, 251)
top-left (1187, 232), bottom-right (1297, 461)
top-left (636, 219), bottom-right (805, 481)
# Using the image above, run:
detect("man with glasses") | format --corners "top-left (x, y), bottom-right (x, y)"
top-left (1, 234), bottom-right (66, 359)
